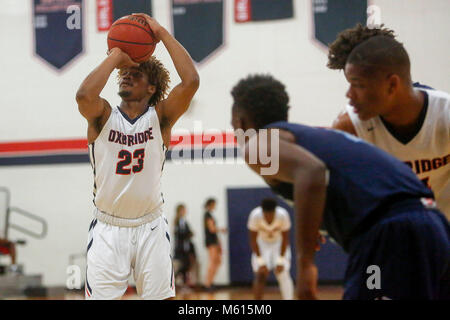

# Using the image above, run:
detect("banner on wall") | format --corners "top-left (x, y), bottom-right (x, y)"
top-left (235, 0), bottom-right (293, 23)
top-left (172, 0), bottom-right (224, 64)
top-left (97, 0), bottom-right (153, 31)
top-left (312, 0), bottom-right (367, 48)
top-left (33, 0), bottom-right (83, 70)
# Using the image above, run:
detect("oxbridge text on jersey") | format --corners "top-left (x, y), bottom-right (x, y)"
top-left (108, 127), bottom-right (154, 147)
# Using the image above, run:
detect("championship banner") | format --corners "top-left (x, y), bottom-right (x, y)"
top-left (172, 0), bottom-right (224, 64)
top-left (313, 0), bottom-right (367, 48)
top-left (235, 0), bottom-right (294, 23)
top-left (97, 0), bottom-right (153, 32)
top-left (33, 0), bottom-right (83, 70)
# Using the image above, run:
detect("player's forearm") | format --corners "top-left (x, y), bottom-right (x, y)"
top-left (249, 234), bottom-right (261, 256)
top-left (294, 167), bottom-right (327, 266)
top-left (280, 236), bottom-right (288, 257)
top-left (76, 53), bottom-right (120, 100)
top-left (252, 243), bottom-right (261, 257)
top-left (159, 29), bottom-right (199, 87)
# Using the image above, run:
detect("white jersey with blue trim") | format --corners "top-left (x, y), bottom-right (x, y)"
top-left (88, 106), bottom-right (166, 221)
top-left (346, 88), bottom-right (450, 218)
top-left (247, 206), bottom-right (291, 243)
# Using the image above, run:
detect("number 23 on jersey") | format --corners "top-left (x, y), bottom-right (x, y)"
top-left (116, 149), bottom-right (145, 175)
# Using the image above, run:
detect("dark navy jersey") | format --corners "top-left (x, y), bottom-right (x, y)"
top-left (264, 121), bottom-right (434, 251)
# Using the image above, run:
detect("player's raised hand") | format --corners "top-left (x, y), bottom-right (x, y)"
top-left (297, 263), bottom-right (319, 300)
top-left (132, 13), bottom-right (164, 42)
top-left (107, 47), bottom-right (139, 69)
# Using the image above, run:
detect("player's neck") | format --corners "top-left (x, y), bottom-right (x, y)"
top-left (119, 100), bottom-right (149, 119)
top-left (380, 89), bottom-right (424, 131)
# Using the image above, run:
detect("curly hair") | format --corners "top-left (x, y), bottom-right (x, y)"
top-left (118, 56), bottom-right (170, 106)
top-left (231, 74), bottom-right (289, 129)
top-left (327, 23), bottom-right (396, 70)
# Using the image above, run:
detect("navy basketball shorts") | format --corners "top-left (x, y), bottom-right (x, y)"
top-left (343, 208), bottom-right (450, 300)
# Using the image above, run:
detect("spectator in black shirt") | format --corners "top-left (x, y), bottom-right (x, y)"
top-left (173, 204), bottom-right (196, 288)
top-left (203, 198), bottom-right (227, 290)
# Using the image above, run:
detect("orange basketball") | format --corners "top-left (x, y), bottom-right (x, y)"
top-left (107, 15), bottom-right (156, 63)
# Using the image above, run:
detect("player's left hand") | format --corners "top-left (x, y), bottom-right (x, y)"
top-left (132, 13), bottom-right (164, 42)
top-left (275, 265), bottom-right (284, 274)
top-left (297, 263), bottom-right (319, 300)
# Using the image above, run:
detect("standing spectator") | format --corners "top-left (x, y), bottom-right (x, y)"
top-left (203, 198), bottom-right (227, 290)
top-left (173, 204), bottom-right (195, 288)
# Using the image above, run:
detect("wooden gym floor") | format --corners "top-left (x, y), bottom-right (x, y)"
top-left (5, 285), bottom-right (344, 300)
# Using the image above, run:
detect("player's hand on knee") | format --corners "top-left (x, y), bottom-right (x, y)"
top-left (258, 265), bottom-right (269, 275)
top-left (275, 265), bottom-right (284, 274)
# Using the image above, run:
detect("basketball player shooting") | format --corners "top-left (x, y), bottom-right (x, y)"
top-left (75, 14), bottom-right (199, 300)
top-left (328, 24), bottom-right (450, 219)
top-left (231, 74), bottom-right (450, 300)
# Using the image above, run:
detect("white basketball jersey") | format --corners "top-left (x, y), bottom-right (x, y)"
top-left (88, 106), bottom-right (166, 221)
top-left (346, 88), bottom-right (450, 218)
top-left (247, 206), bottom-right (291, 243)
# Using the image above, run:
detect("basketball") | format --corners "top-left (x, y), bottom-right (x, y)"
top-left (107, 15), bottom-right (156, 63)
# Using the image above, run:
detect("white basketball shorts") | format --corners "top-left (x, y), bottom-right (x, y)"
top-left (251, 239), bottom-right (291, 272)
top-left (85, 215), bottom-right (175, 300)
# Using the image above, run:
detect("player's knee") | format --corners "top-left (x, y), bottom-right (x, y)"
top-left (256, 269), bottom-right (269, 280)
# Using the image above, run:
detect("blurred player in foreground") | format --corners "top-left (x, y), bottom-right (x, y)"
top-left (230, 74), bottom-right (450, 299)
top-left (248, 198), bottom-right (294, 300)
top-left (76, 14), bottom-right (199, 299)
top-left (328, 24), bottom-right (450, 219)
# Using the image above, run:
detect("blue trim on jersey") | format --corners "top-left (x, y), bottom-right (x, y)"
top-left (85, 269), bottom-right (92, 295)
top-left (118, 106), bottom-right (150, 125)
top-left (413, 82), bottom-right (434, 90)
top-left (88, 219), bottom-right (97, 232)
top-left (87, 238), bottom-right (93, 252)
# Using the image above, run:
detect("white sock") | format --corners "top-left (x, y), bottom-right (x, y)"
top-left (275, 270), bottom-right (294, 300)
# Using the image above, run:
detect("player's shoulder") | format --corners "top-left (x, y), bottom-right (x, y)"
top-left (275, 206), bottom-right (289, 218)
top-left (249, 206), bottom-right (263, 218)
top-left (421, 89), bottom-right (450, 127)
top-left (248, 207), bottom-right (263, 225)
top-left (424, 88), bottom-right (450, 107)
top-left (332, 109), bottom-right (358, 136)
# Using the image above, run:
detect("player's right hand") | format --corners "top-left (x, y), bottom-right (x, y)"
top-left (107, 47), bottom-right (139, 69)
top-left (258, 265), bottom-right (269, 274)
